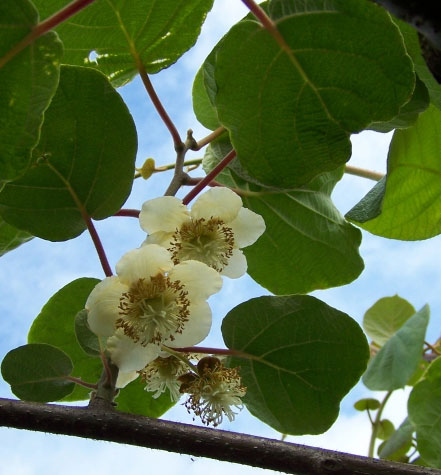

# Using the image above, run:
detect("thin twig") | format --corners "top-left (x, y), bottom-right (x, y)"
top-left (0, 0), bottom-right (97, 69)
top-left (1, 398), bottom-right (439, 475)
top-left (65, 376), bottom-right (98, 390)
top-left (164, 130), bottom-right (196, 196)
top-left (241, 0), bottom-right (292, 55)
top-left (345, 165), bottom-right (384, 181)
top-left (368, 391), bottom-right (393, 458)
top-left (114, 209), bottom-right (140, 218)
top-left (182, 149), bottom-right (237, 205)
top-left (193, 127), bottom-right (227, 151)
top-left (133, 53), bottom-right (182, 149)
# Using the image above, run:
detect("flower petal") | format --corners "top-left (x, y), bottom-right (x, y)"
top-left (191, 187), bottom-right (242, 223)
top-left (115, 371), bottom-right (139, 388)
top-left (107, 329), bottom-right (160, 372)
top-left (140, 196), bottom-right (189, 233)
top-left (221, 249), bottom-right (247, 279)
top-left (168, 260), bottom-right (222, 300)
top-left (86, 277), bottom-right (127, 337)
top-left (142, 231), bottom-right (174, 248)
top-left (116, 244), bottom-right (173, 285)
top-left (167, 300), bottom-right (212, 348)
top-left (229, 207), bottom-right (266, 248)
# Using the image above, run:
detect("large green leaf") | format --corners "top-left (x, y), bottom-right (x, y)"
top-left (363, 295), bottom-right (416, 346)
top-left (0, 216), bottom-right (32, 257)
top-left (116, 377), bottom-right (175, 418)
top-left (204, 137), bottom-right (364, 294)
top-left (28, 277), bottom-right (102, 401)
top-left (394, 19), bottom-right (441, 110)
top-left (362, 305), bottom-right (429, 391)
top-left (0, 0), bottom-right (62, 185)
top-left (0, 65), bottom-right (137, 241)
top-left (33, 0), bottom-right (214, 86)
top-left (347, 105), bottom-right (441, 240)
top-left (1, 343), bottom-right (75, 402)
top-left (369, 75), bottom-right (429, 133)
top-left (408, 357), bottom-right (441, 468)
top-left (222, 295), bottom-right (369, 434)
top-left (211, 0), bottom-right (414, 188)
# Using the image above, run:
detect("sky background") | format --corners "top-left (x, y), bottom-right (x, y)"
top-left (1, 1), bottom-right (441, 473)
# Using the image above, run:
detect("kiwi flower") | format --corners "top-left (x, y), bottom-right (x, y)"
top-left (139, 187), bottom-right (265, 278)
top-left (85, 244), bottom-right (222, 375)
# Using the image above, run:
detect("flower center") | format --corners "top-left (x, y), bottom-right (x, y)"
top-left (168, 218), bottom-right (234, 272)
top-left (117, 274), bottom-right (189, 345)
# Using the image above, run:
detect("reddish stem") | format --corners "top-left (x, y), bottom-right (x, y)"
top-left (182, 149), bottom-right (236, 205)
top-left (0, 0), bottom-right (97, 69)
top-left (172, 346), bottom-right (252, 360)
top-left (134, 55), bottom-right (182, 149)
top-left (114, 209), bottom-right (140, 218)
top-left (85, 216), bottom-right (113, 277)
top-left (66, 376), bottom-right (98, 390)
top-left (241, 0), bottom-right (292, 54)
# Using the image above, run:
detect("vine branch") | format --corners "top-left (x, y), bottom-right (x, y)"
top-left (182, 149), bottom-right (237, 205)
top-left (1, 398), bottom-right (439, 475)
top-left (133, 54), bottom-right (182, 148)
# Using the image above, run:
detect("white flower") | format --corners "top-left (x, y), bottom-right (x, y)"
top-left (85, 244), bottom-right (222, 373)
top-left (140, 355), bottom-right (189, 402)
top-left (181, 356), bottom-right (246, 427)
top-left (139, 187), bottom-right (265, 278)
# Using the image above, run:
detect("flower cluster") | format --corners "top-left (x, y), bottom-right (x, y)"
top-left (85, 187), bottom-right (264, 424)
top-left (179, 356), bottom-right (246, 427)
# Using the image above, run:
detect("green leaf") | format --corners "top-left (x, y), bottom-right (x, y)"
top-left (192, 53), bottom-right (220, 131)
top-left (394, 19), bottom-right (441, 110)
top-left (204, 136), bottom-right (364, 294)
top-left (33, 0), bottom-right (214, 86)
top-left (28, 277), bottom-right (102, 401)
top-left (353, 398), bottom-right (380, 411)
top-left (211, 0), bottom-right (414, 188)
top-left (377, 419), bottom-right (395, 440)
top-left (346, 105), bottom-right (441, 240)
top-left (0, 216), bottom-right (33, 257)
top-left (378, 417), bottom-right (414, 460)
top-left (222, 295), bottom-right (369, 435)
top-left (363, 295), bottom-right (416, 346)
top-left (116, 377), bottom-right (175, 418)
top-left (0, 65), bottom-right (137, 241)
top-left (74, 309), bottom-right (100, 357)
top-left (408, 357), bottom-right (441, 468)
top-left (369, 75), bottom-right (430, 133)
top-left (362, 305), bottom-right (430, 391)
top-left (1, 343), bottom-right (75, 402)
top-left (0, 0), bottom-right (63, 185)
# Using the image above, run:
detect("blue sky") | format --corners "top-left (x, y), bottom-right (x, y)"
top-left (1, 1), bottom-right (441, 473)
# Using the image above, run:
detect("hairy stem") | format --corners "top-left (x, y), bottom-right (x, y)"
top-left (368, 390), bottom-right (393, 458)
top-left (182, 149), bottom-right (237, 205)
top-left (0, 0), bottom-right (97, 69)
